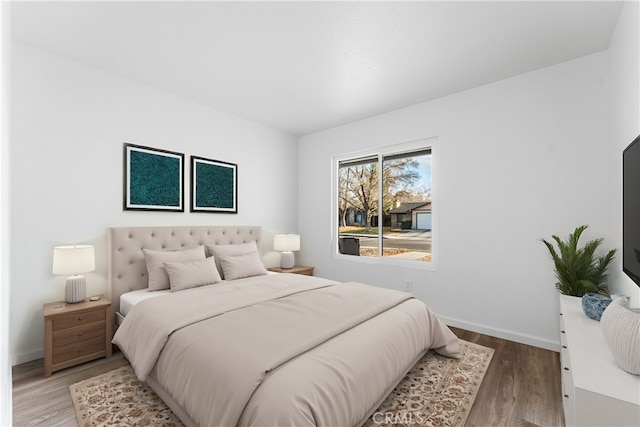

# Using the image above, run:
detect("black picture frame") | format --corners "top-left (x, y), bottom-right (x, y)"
top-left (123, 143), bottom-right (184, 212)
top-left (190, 155), bottom-right (238, 213)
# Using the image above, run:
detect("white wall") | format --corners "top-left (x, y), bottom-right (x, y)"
top-left (10, 43), bottom-right (299, 364)
top-left (1, 3), bottom-right (12, 425)
top-left (299, 52), bottom-right (611, 350)
top-left (606, 1), bottom-right (640, 306)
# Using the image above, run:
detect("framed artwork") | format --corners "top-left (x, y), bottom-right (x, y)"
top-left (190, 155), bottom-right (238, 213)
top-left (123, 143), bottom-right (184, 211)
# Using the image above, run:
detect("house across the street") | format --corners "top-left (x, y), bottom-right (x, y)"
top-left (388, 201), bottom-right (431, 230)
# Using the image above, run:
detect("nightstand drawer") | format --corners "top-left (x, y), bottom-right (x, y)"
top-left (53, 321), bottom-right (106, 347)
top-left (267, 265), bottom-right (314, 276)
top-left (52, 309), bottom-right (105, 330)
top-left (52, 335), bottom-right (105, 365)
top-left (296, 270), bottom-right (313, 276)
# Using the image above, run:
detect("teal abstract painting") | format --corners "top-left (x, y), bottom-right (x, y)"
top-left (124, 143), bottom-right (184, 211)
top-left (190, 156), bottom-right (237, 213)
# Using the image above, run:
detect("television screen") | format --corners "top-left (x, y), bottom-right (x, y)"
top-left (623, 134), bottom-right (640, 287)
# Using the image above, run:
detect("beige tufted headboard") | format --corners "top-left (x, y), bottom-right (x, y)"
top-left (108, 225), bottom-right (262, 324)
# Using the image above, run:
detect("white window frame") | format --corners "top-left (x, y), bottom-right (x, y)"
top-left (332, 137), bottom-right (438, 271)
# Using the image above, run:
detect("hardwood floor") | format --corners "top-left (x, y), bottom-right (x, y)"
top-left (452, 327), bottom-right (565, 427)
top-left (12, 330), bottom-right (565, 427)
top-left (12, 352), bottom-right (129, 427)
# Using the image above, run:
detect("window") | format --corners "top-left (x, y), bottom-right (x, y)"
top-left (336, 140), bottom-right (433, 266)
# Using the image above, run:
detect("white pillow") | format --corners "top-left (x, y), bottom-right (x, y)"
top-left (219, 251), bottom-right (268, 280)
top-left (164, 257), bottom-right (222, 292)
top-left (206, 241), bottom-right (260, 279)
top-left (142, 246), bottom-right (206, 291)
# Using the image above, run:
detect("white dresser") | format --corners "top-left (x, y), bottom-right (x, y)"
top-left (559, 295), bottom-right (640, 426)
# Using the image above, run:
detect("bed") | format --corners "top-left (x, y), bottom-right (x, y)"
top-left (109, 225), bottom-right (460, 427)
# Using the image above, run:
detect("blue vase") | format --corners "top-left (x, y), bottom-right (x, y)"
top-left (582, 293), bottom-right (613, 321)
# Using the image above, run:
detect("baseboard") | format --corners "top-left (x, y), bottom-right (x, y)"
top-left (440, 315), bottom-right (560, 352)
top-left (12, 349), bottom-right (42, 366)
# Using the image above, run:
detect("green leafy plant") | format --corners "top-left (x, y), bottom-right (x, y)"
top-left (541, 225), bottom-right (616, 297)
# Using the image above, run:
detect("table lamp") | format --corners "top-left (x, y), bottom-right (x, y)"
top-left (52, 245), bottom-right (95, 303)
top-left (273, 234), bottom-right (300, 269)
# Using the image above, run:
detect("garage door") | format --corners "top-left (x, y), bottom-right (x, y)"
top-left (416, 213), bottom-right (432, 230)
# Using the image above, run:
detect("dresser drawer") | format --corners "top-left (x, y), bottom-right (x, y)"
top-left (559, 315), bottom-right (567, 347)
top-left (52, 309), bottom-right (105, 330)
top-left (53, 321), bottom-right (106, 347)
top-left (52, 335), bottom-right (105, 365)
top-left (559, 315), bottom-right (570, 377)
top-left (561, 345), bottom-right (573, 397)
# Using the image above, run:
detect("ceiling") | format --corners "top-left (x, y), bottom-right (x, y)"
top-left (10, 1), bottom-right (623, 136)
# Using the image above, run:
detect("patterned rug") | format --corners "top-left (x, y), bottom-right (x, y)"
top-left (70, 340), bottom-right (493, 427)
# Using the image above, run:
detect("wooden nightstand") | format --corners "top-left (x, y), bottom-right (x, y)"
top-left (43, 296), bottom-right (112, 377)
top-left (268, 265), bottom-right (315, 276)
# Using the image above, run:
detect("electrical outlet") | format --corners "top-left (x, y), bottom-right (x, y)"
top-left (403, 280), bottom-right (413, 291)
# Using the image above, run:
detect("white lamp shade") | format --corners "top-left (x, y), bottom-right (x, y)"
top-left (52, 245), bottom-right (95, 275)
top-left (273, 234), bottom-right (300, 252)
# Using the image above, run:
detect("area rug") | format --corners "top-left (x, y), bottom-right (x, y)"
top-left (70, 340), bottom-right (493, 427)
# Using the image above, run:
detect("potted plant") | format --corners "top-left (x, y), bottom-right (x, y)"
top-left (541, 225), bottom-right (616, 297)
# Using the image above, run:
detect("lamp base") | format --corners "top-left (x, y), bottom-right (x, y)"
top-left (280, 251), bottom-right (294, 269)
top-left (65, 275), bottom-right (86, 303)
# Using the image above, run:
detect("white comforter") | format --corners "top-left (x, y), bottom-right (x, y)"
top-left (113, 274), bottom-right (460, 427)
